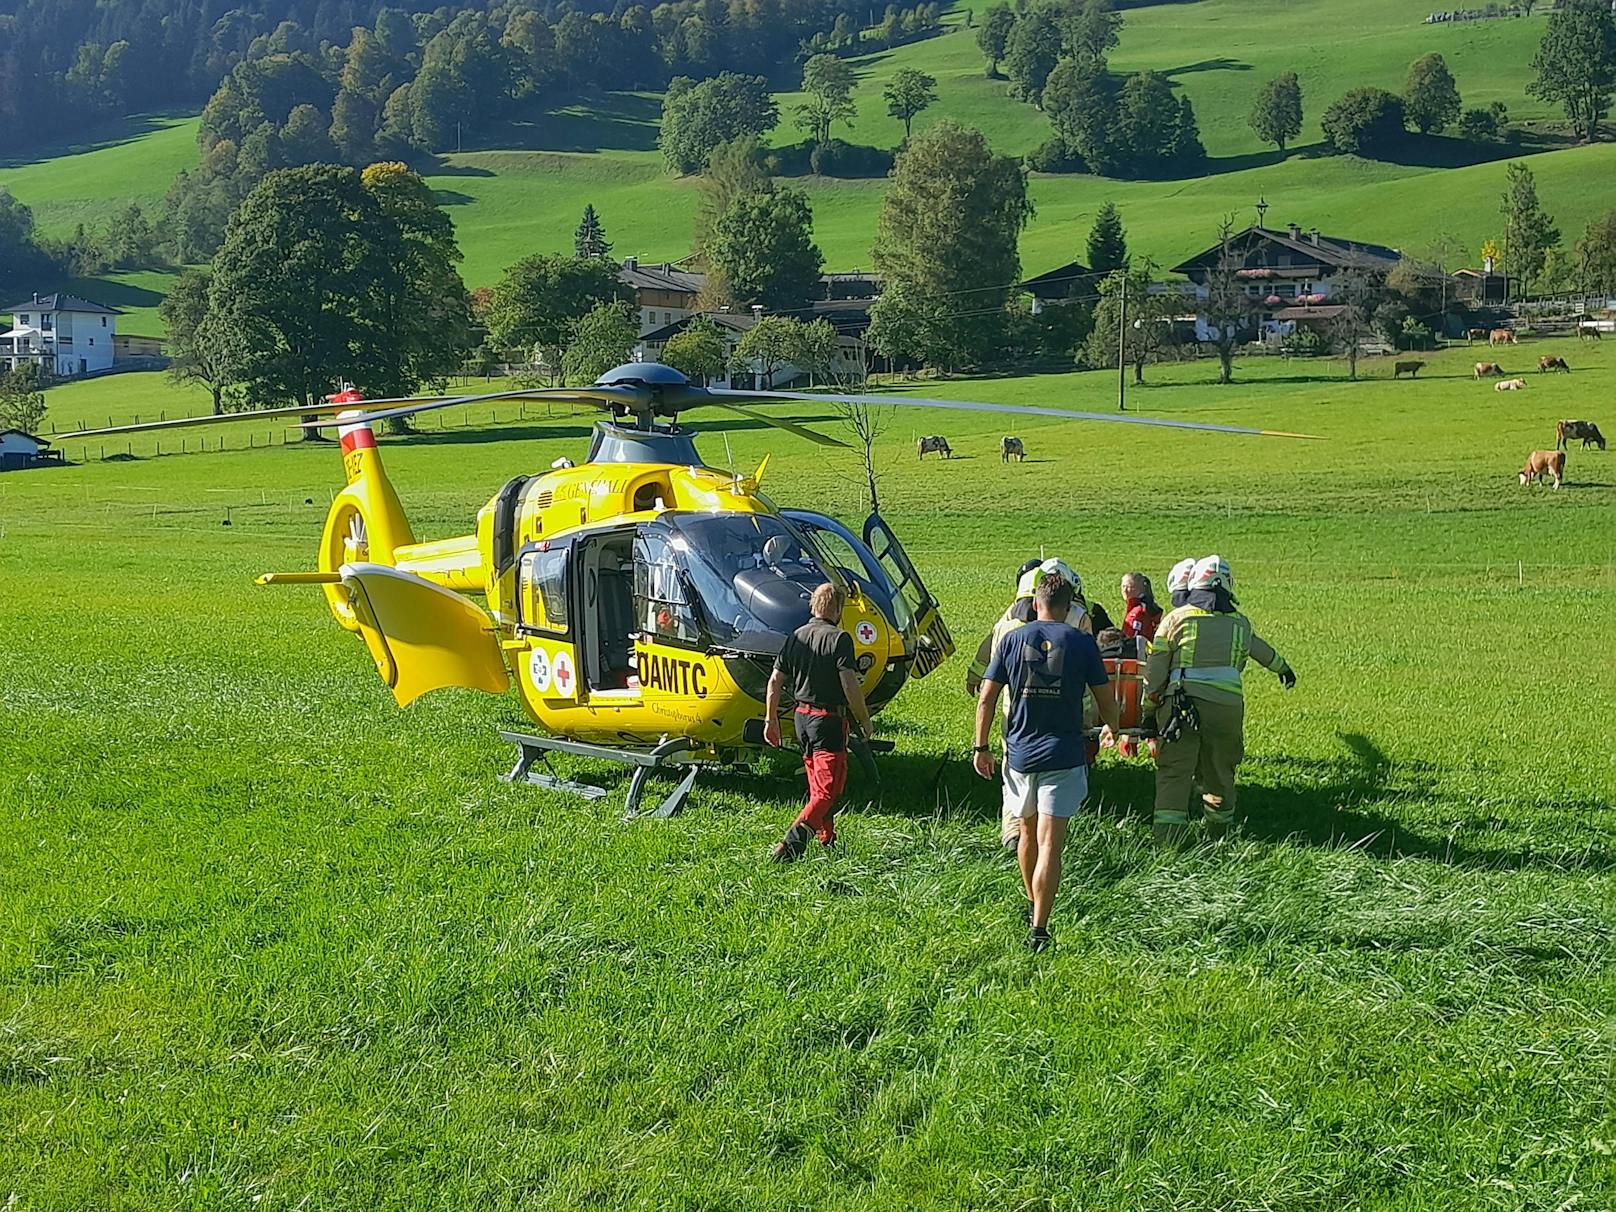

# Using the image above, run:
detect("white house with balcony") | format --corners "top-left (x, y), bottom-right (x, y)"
top-left (1, 292), bottom-right (122, 377)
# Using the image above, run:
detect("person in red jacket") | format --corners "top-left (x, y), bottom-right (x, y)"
top-left (1120, 571), bottom-right (1163, 645)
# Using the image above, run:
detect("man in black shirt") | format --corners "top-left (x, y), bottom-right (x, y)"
top-left (763, 582), bottom-right (875, 861)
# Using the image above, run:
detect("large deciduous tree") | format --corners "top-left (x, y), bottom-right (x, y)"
top-left (1249, 71), bottom-right (1303, 152)
top-left (159, 268), bottom-right (236, 415)
top-left (976, 4), bottom-right (1016, 77)
top-left (708, 187), bottom-right (825, 312)
top-left (562, 302), bottom-right (639, 385)
top-left (883, 68), bottom-right (938, 141)
top-left (1404, 53), bottom-right (1462, 135)
top-left (661, 318), bottom-right (728, 384)
top-left (486, 254), bottom-right (630, 362)
top-left (1063, 0), bottom-right (1121, 60)
top-left (1321, 87), bottom-right (1406, 156)
top-left (359, 162), bottom-right (475, 418)
top-left (732, 316), bottom-right (809, 388)
top-left (1003, 11), bottom-right (1061, 104)
top-left (796, 54), bottom-right (858, 147)
top-left (1043, 54), bottom-right (1120, 174)
top-left (870, 121), bottom-right (1032, 371)
top-left (1577, 208), bottom-right (1616, 294)
top-left (208, 165), bottom-right (398, 425)
top-left (1203, 216), bottom-right (1249, 385)
top-left (1528, 1), bottom-right (1616, 143)
top-left (659, 73), bottom-right (779, 174)
top-left (1083, 260), bottom-right (1174, 384)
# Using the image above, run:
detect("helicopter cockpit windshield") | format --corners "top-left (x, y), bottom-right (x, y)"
top-left (651, 512), bottom-right (835, 644)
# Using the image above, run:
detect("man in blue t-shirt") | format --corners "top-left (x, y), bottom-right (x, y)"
top-left (972, 574), bottom-right (1120, 952)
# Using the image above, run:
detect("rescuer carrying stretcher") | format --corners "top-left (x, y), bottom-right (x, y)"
top-left (1144, 554), bottom-right (1296, 844)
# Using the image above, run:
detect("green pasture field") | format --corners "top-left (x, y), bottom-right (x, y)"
top-left (4, 0), bottom-right (1612, 309)
top-left (3, 337), bottom-right (1614, 1208)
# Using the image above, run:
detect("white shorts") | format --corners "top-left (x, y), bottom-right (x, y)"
top-left (1002, 765), bottom-right (1089, 820)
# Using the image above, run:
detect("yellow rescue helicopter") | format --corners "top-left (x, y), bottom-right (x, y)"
top-left (65, 363), bottom-right (1314, 817)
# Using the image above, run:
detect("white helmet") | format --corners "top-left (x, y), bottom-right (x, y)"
top-left (1167, 557), bottom-right (1196, 595)
top-left (1190, 554), bottom-right (1234, 596)
top-left (1017, 557), bottom-right (1080, 599)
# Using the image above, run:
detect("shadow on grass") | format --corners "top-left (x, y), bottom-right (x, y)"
top-left (1162, 56), bottom-right (1252, 76)
top-left (0, 111), bottom-right (186, 170)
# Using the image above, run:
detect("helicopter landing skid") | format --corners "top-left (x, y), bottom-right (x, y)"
top-left (499, 731), bottom-right (701, 821)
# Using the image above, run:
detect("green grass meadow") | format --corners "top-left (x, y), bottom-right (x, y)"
top-left (5, 0), bottom-right (1616, 304)
top-left (3, 338), bottom-right (1615, 1208)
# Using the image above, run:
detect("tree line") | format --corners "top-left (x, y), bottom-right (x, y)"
top-left (976, 0), bottom-right (1205, 178)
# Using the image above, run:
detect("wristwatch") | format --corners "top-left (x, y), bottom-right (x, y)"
top-left (971, 745), bottom-right (990, 754)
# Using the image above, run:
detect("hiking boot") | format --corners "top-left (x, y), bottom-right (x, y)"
top-left (1024, 926), bottom-right (1053, 953)
top-left (1002, 832), bottom-right (1020, 853)
top-left (770, 824), bottom-right (811, 864)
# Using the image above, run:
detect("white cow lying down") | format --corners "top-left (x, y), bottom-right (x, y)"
top-left (1495, 377), bottom-right (1528, 391)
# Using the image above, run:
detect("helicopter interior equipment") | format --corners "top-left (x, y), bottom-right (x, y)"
top-left (61, 364), bottom-right (1319, 819)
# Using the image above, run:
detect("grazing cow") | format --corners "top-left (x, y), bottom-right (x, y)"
top-left (1474, 362), bottom-right (1505, 378)
top-left (1489, 328), bottom-right (1516, 346)
top-left (917, 435), bottom-right (952, 460)
top-left (1520, 449), bottom-right (1566, 489)
top-left (1466, 327), bottom-right (1490, 343)
top-left (1000, 435), bottom-right (1025, 462)
top-left (1538, 356), bottom-right (1570, 373)
top-left (1495, 377), bottom-right (1528, 391)
top-left (1578, 324), bottom-right (1603, 341)
top-left (1556, 419), bottom-right (1607, 450)
top-left (1393, 360), bottom-right (1425, 379)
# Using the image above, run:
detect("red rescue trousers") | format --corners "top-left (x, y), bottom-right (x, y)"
top-left (794, 706), bottom-right (848, 845)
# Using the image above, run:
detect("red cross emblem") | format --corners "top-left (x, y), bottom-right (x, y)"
top-left (553, 652), bottom-right (574, 696)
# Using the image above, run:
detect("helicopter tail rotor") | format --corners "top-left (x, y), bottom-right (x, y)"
top-left (318, 412), bottom-right (417, 630)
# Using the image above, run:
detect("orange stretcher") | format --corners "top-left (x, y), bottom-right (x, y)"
top-left (1087, 656), bottom-right (1156, 738)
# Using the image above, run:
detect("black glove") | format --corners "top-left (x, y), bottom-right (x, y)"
top-left (1278, 666), bottom-right (1297, 690)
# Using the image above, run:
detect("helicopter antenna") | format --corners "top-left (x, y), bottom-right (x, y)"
top-left (723, 431), bottom-right (735, 477)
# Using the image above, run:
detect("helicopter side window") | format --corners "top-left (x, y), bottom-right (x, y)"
top-left (518, 546), bottom-right (570, 635)
top-left (633, 532), bottom-right (700, 646)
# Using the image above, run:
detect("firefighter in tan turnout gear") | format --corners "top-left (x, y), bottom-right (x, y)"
top-left (1144, 555), bottom-right (1296, 842)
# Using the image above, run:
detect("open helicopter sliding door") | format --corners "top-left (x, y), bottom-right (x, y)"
top-left (514, 537), bottom-right (587, 705)
top-left (862, 513), bottom-right (955, 678)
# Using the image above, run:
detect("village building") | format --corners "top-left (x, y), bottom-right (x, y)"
top-left (0, 429), bottom-right (60, 472)
top-left (0, 292), bottom-right (123, 377)
top-left (1171, 223), bottom-right (1403, 339)
top-left (1019, 260), bottom-right (1094, 311)
top-left (618, 259), bottom-right (706, 336)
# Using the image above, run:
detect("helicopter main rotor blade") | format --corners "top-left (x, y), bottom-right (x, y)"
top-left (705, 400), bottom-right (850, 448)
top-left (53, 395), bottom-right (461, 440)
top-left (703, 389), bottom-right (1324, 440)
top-left (313, 384), bottom-right (652, 430)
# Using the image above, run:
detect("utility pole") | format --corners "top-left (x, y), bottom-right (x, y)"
top-left (1117, 275), bottom-right (1127, 411)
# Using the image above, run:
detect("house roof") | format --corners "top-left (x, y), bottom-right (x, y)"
top-left (1271, 303), bottom-right (1350, 322)
top-left (1172, 226), bottom-right (1401, 276)
top-left (3, 292), bottom-right (122, 316)
top-left (1020, 259), bottom-right (1095, 295)
top-left (618, 261), bottom-right (706, 295)
top-left (639, 312), bottom-right (757, 344)
top-left (0, 429), bottom-right (51, 447)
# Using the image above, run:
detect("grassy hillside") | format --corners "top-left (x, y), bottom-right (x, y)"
top-left (4, 342), bottom-right (1615, 1206)
top-left (0, 0), bottom-right (1607, 306)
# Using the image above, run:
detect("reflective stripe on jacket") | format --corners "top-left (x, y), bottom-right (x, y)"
top-left (1144, 605), bottom-right (1287, 705)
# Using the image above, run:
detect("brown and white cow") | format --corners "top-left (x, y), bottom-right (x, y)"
top-left (1000, 435), bottom-right (1025, 462)
top-left (1474, 362), bottom-right (1506, 378)
top-left (917, 435), bottom-right (952, 459)
top-left (1489, 328), bottom-right (1516, 346)
top-left (1520, 449), bottom-right (1565, 489)
top-left (1392, 360), bottom-right (1425, 379)
top-left (1538, 356), bottom-right (1570, 373)
top-left (1556, 419), bottom-right (1606, 450)
top-left (1495, 377), bottom-right (1527, 391)
top-left (1466, 327), bottom-right (1490, 343)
